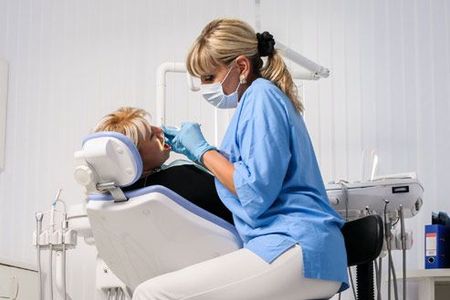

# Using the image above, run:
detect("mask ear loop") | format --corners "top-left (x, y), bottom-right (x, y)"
top-left (221, 62), bottom-right (244, 96)
top-left (219, 64), bottom-right (236, 85)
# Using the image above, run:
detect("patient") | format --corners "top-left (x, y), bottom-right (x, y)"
top-left (93, 107), bottom-right (233, 223)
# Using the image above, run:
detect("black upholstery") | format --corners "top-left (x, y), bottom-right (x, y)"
top-left (123, 165), bottom-right (234, 223)
top-left (343, 215), bottom-right (384, 300)
top-left (342, 215), bottom-right (384, 266)
top-left (314, 215), bottom-right (384, 300)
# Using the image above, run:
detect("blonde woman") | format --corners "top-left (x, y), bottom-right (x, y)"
top-left (93, 107), bottom-right (233, 223)
top-left (133, 19), bottom-right (348, 300)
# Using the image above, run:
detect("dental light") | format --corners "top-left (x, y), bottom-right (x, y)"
top-left (276, 41), bottom-right (330, 80)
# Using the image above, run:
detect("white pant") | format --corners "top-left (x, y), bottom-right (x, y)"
top-left (132, 245), bottom-right (340, 300)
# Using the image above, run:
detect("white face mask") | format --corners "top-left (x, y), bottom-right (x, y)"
top-left (200, 65), bottom-right (241, 109)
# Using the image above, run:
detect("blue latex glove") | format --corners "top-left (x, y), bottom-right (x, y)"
top-left (163, 122), bottom-right (216, 163)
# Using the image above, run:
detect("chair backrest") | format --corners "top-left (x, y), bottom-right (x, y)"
top-left (87, 185), bottom-right (243, 291)
top-left (341, 215), bottom-right (384, 266)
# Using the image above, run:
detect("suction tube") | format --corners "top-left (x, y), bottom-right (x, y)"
top-left (399, 206), bottom-right (406, 300)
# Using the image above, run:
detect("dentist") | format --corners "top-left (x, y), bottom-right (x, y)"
top-left (132, 18), bottom-right (348, 300)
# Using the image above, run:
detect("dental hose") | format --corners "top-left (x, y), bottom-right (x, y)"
top-left (399, 205), bottom-right (406, 300)
top-left (54, 190), bottom-right (68, 300)
top-left (377, 257), bottom-right (383, 300)
top-left (374, 257), bottom-right (382, 300)
top-left (62, 243), bottom-right (67, 300)
top-left (384, 200), bottom-right (392, 300)
top-left (388, 249), bottom-right (399, 300)
top-left (35, 213), bottom-right (44, 300)
top-left (62, 210), bottom-right (68, 300)
top-left (384, 200), bottom-right (399, 300)
top-left (48, 189), bottom-right (62, 300)
top-left (49, 245), bottom-right (54, 300)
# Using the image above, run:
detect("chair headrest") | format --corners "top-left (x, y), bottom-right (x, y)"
top-left (74, 132), bottom-right (143, 194)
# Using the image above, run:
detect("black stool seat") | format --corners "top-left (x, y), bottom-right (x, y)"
top-left (312, 215), bottom-right (384, 300)
top-left (342, 215), bottom-right (384, 267)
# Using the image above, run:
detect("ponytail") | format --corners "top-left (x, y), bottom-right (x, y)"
top-left (261, 50), bottom-right (304, 113)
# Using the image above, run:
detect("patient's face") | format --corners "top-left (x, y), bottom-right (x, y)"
top-left (139, 126), bottom-right (171, 171)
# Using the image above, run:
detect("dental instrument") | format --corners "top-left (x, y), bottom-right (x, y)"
top-left (49, 189), bottom-right (62, 300)
top-left (53, 192), bottom-right (68, 300)
top-left (33, 189), bottom-right (76, 300)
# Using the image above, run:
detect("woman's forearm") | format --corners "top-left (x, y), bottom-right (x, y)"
top-left (201, 150), bottom-right (237, 195)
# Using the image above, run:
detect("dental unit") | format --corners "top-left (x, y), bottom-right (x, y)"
top-left (33, 189), bottom-right (77, 300)
top-left (32, 43), bottom-right (423, 300)
top-left (326, 153), bottom-right (423, 300)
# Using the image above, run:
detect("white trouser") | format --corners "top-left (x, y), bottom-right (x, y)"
top-left (132, 245), bottom-right (341, 300)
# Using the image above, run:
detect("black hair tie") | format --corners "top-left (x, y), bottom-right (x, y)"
top-left (256, 31), bottom-right (275, 57)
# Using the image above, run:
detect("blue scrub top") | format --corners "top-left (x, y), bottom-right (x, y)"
top-left (215, 78), bottom-right (349, 289)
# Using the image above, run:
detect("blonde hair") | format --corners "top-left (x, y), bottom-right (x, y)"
top-left (93, 107), bottom-right (152, 148)
top-left (187, 18), bottom-right (303, 113)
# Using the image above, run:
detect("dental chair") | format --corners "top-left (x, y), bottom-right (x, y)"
top-left (74, 132), bottom-right (242, 292)
top-left (74, 132), bottom-right (383, 299)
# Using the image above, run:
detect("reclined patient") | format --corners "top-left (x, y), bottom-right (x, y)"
top-left (93, 106), bottom-right (233, 224)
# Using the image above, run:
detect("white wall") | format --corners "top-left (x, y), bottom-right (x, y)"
top-left (0, 0), bottom-right (449, 299)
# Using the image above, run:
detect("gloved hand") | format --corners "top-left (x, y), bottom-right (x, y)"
top-left (163, 122), bottom-right (216, 163)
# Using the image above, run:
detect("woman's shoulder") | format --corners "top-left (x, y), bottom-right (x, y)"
top-left (248, 78), bottom-right (279, 93)
top-left (241, 78), bottom-right (291, 112)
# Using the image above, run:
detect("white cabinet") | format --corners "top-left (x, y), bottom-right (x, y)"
top-left (0, 259), bottom-right (38, 300)
top-left (395, 269), bottom-right (450, 300)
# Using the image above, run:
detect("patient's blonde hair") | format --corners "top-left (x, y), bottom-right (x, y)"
top-left (187, 18), bottom-right (303, 113)
top-left (93, 107), bottom-right (152, 148)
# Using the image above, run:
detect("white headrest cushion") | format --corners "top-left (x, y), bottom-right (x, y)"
top-left (74, 132), bottom-right (143, 190)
